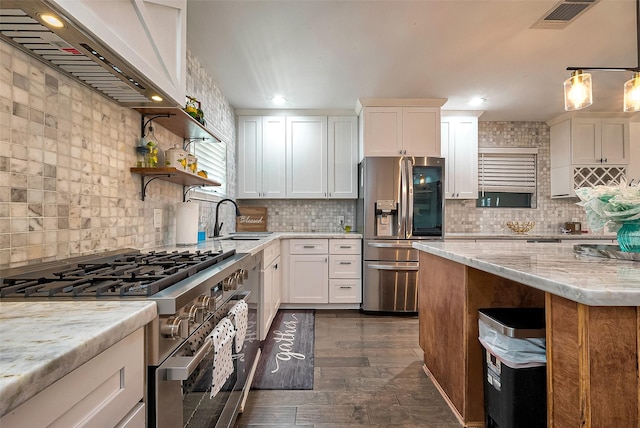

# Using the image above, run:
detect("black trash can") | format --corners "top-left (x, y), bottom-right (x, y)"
top-left (478, 308), bottom-right (546, 428)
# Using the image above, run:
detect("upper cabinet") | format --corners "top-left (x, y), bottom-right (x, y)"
top-left (50, 0), bottom-right (187, 106)
top-left (328, 116), bottom-right (358, 199)
top-left (441, 112), bottom-right (482, 199)
top-left (357, 98), bottom-right (447, 159)
top-left (237, 115), bottom-right (358, 199)
top-left (548, 114), bottom-right (630, 198)
top-left (286, 116), bottom-right (328, 198)
top-left (570, 118), bottom-right (630, 165)
top-left (237, 116), bottom-right (286, 199)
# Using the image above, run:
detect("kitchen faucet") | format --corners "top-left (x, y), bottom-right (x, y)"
top-left (213, 198), bottom-right (242, 237)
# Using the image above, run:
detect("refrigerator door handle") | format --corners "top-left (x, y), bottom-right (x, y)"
top-left (405, 159), bottom-right (414, 239)
top-left (398, 158), bottom-right (408, 239)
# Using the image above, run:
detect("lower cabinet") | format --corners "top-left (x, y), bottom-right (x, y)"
top-left (1, 328), bottom-right (145, 428)
top-left (260, 241), bottom-right (281, 340)
top-left (282, 238), bottom-right (361, 306)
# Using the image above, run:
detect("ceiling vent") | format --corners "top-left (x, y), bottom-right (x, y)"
top-left (531, 0), bottom-right (600, 30)
top-left (0, 1), bottom-right (175, 107)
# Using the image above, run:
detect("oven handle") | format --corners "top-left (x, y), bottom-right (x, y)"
top-left (161, 290), bottom-right (251, 381)
top-left (366, 262), bottom-right (419, 271)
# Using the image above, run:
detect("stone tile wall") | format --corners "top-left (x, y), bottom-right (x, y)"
top-left (0, 41), bottom-right (236, 267)
top-left (445, 121), bottom-right (590, 235)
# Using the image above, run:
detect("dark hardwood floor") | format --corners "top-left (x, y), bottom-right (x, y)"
top-left (235, 310), bottom-right (463, 427)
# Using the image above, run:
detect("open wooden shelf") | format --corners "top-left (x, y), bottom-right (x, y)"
top-left (133, 107), bottom-right (223, 143)
top-left (130, 167), bottom-right (221, 200)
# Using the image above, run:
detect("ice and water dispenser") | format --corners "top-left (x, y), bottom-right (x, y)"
top-left (375, 200), bottom-right (397, 237)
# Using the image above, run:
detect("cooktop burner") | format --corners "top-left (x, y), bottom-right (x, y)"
top-left (0, 249), bottom-right (236, 299)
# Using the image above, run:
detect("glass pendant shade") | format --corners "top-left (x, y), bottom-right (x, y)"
top-left (623, 72), bottom-right (640, 112)
top-left (564, 70), bottom-right (593, 111)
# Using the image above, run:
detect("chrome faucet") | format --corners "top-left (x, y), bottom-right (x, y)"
top-left (213, 198), bottom-right (242, 237)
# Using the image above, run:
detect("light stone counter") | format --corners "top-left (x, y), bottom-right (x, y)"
top-left (413, 241), bottom-right (640, 306)
top-left (156, 232), bottom-right (362, 256)
top-left (444, 232), bottom-right (617, 241)
top-left (0, 301), bottom-right (157, 416)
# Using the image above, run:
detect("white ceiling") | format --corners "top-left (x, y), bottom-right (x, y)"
top-left (187, 0), bottom-right (638, 122)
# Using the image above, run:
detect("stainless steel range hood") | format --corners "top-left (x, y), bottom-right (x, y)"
top-left (0, 0), bottom-right (178, 107)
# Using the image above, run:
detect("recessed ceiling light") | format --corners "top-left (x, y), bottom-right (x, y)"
top-left (38, 13), bottom-right (65, 28)
top-left (271, 95), bottom-right (287, 105)
top-left (468, 97), bottom-right (486, 107)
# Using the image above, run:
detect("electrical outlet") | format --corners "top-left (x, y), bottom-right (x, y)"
top-left (154, 209), bottom-right (162, 228)
top-left (337, 215), bottom-right (345, 225)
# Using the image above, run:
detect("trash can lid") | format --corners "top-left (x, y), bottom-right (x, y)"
top-left (478, 308), bottom-right (545, 338)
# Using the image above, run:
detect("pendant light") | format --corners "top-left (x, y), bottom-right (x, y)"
top-left (564, 0), bottom-right (640, 112)
top-left (564, 70), bottom-right (592, 111)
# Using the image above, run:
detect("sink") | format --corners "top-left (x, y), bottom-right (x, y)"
top-left (228, 236), bottom-right (261, 241)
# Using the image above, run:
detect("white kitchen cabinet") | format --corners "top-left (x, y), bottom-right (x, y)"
top-left (328, 239), bottom-right (362, 304)
top-left (328, 116), bottom-right (359, 198)
top-left (281, 238), bottom-right (361, 306)
top-left (50, 0), bottom-right (186, 106)
top-left (237, 116), bottom-right (286, 199)
top-left (286, 116), bottom-right (328, 198)
top-left (1, 329), bottom-right (145, 428)
top-left (259, 241), bottom-right (281, 340)
top-left (238, 115), bottom-right (357, 199)
top-left (549, 115), bottom-right (629, 198)
top-left (358, 101), bottom-right (445, 158)
top-left (571, 118), bottom-right (629, 165)
top-left (441, 114), bottom-right (480, 199)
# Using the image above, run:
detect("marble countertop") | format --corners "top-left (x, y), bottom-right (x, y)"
top-left (155, 231), bottom-right (362, 256)
top-left (413, 241), bottom-right (640, 306)
top-left (444, 232), bottom-right (617, 240)
top-left (0, 301), bottom-right (157, 417)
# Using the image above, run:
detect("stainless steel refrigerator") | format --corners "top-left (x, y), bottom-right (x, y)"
top-left (356, 156), bottom-right (445, 313)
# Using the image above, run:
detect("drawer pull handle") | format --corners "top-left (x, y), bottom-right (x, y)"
top-left (339, 286), bottom-right (352, 289)
top-left (339, 245), bottom-right (351, 249)
top-left (303, 245), bottom-right (315, 249)
top-left (339, 261), bottom-right (352, 265)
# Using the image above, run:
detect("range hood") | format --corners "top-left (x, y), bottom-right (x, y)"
top-left (0, 0), bottom-right (178, 107)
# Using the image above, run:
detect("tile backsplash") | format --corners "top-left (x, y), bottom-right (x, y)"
top-left (1, 39), bottom-right (606, 268)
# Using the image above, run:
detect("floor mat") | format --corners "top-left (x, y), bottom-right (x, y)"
top-left (251, 309), bottom-right (315, 390)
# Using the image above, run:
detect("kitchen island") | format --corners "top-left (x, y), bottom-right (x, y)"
top-left (413, 241), bottom-right (640, 428)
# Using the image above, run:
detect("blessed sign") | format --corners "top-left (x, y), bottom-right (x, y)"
top-left (236, 207), bottom-right (268, 232)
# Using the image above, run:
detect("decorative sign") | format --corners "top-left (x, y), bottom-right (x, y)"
top-left (236, 207), bottom-right (267, 232)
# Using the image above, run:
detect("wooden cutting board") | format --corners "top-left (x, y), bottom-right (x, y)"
top-left (236, 207), bottom-right (268, 232)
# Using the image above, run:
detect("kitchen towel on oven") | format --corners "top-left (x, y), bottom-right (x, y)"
top-left (210, 317), bottom-right (236, 398)
top-left (228, 300), bottom-right (248, 352)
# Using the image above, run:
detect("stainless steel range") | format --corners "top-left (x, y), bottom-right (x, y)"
top-left (0, 248), bottom-right (261, 428)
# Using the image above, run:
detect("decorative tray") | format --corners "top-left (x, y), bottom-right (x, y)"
top-left (573, 244), bottom-right (640, 262)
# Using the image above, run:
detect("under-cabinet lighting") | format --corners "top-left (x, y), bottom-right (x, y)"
top-left (151, 95), bottom-right (163, 102)
top-left (38, 13), bottom-right (65, 28)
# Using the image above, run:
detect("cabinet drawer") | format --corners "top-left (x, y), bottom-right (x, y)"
top-left (329, 279), bottom-right (361, 303)
top-left (329, 254), bottom-right (361, 278)
top-left (329, 239), bottom-right (361, 255)
top-left (289, 239), bottom-right (329, 254)
top-left (263, 241), bottom-right (280, 266)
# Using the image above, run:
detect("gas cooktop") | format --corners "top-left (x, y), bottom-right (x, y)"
top-left (0, 249), bottom-right (237, 299)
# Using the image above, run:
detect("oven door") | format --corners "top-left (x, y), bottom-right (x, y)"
top-left (152, 292), bottom-right (258, 428)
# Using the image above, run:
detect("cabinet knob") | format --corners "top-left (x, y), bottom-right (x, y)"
top-left (603, 158), bottom-right (608, 163)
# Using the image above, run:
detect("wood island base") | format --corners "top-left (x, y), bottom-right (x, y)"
top-left (418, 251), bottom-right (640, 428)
